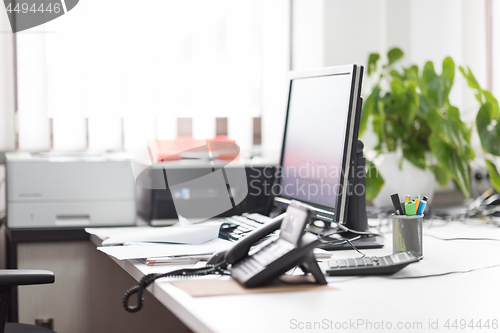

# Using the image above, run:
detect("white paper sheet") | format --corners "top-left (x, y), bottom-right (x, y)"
top-left (97, 238), bottom-right (233, 260)
top-left (86, 226), bottom-right (154, 240)
top-left (95, 222), bottom-right (224, 246)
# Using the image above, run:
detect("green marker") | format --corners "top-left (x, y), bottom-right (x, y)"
top-left (405, 201), bottom-right (416, 215)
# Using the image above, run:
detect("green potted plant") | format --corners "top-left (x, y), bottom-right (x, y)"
top-left (361, 48), bottom-right (500, 205)
top-left (459, 67), bottom-right (500, 192)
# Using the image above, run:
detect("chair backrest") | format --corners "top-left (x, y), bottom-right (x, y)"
top-left (0, 270), bottom-right (55, 333)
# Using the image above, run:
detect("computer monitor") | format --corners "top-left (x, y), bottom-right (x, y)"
top-left (273, 65), bottom-right (364, 229)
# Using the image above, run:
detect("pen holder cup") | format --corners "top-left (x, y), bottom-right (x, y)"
top-left (392, 214), bottom-right (423, 259)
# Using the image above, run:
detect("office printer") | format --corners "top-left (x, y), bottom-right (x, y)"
top-left (6, 152), bottom-right (136, 228)
top-left (135, 158), bottom-right (276, 225)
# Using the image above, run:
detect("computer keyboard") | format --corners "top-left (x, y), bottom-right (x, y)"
top-left (325, 251), bottom-right (420, 276)
top-left (218, 213), bottom-right (272, 242)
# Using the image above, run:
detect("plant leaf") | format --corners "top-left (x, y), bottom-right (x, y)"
top-left (476, 102), bottom-right (500, 155)
top-left (403, 65), bottom-right (419, 82)
top-left (389, 70), bottom-right (403, 80)
top-left (359, 86), bottom-right (380, 136)
top-left (387, 48), bottom-right (404, 66)
top-left (459, 66), bottom-right (483, 103)
top-left (426, 106), bottom-right (472, 158)
top-left (483, 91), bottom-right (500, 119)
top-left (421, 59), bottom-right (454, 108)
top-left (372, 99), bottom-right (388, 149)
top-left (485, 159), bottom-right (500, 192)
top-left (402, 136), bottom-right (426, 169)
top-left (417, 95), bottom-right (431, 117)
top-left (390, 77), bottom-right (405, 100)
top-left (421, 61), bottom-right (439, 107)
top-left (441, 57), bottom-right (455, 97)
top-left (367, 53), bottom-right (380, 76)
top-left (459, 66), bottom-right (482, 91)
top-left (429, 164), bottom-right (451, 187)
top-left (388, 79), bottom-right (419, 127)
top-left (365, 160), bottom-right (384, 200)
top-left (429, 133), bottom-right (471, 198)
top-left (403, 81), bottom-right (419, 126)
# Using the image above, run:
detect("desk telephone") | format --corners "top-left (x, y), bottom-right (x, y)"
top-left (123, 201), bottom-right (326, 312)
top-left (224, 201), bottom-right (327, 287)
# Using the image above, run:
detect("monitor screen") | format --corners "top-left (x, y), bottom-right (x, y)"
top-left (278, 69), bottom-right (360, 220)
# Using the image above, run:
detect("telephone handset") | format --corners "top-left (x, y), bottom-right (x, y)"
top-left (224, 213), bottom-right (285, 265)
top-left (226, 201), bottom-right (327, 288)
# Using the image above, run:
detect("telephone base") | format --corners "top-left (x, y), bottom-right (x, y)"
top-left (230, 233), bottom-right (327, 288)
top-left (298, 252), bottom-right (327, 285)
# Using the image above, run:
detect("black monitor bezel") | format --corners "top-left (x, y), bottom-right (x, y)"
top-left (275, 65), bottom-right (363, 224)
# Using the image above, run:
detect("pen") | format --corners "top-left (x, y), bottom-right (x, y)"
top-left (405, 201), bottom-right (417, 215)
top-left (417, 195), bottom-right (428, 215)
top-left (414, 196), bottom-right (420, 212)
top-left (160, 253), bottom-right (212, 258)
top-left (146, 255), bottom-right (212, 266)
top-left (391, 193), bottom-right (403, 215)
top-left (405, 195), bottom-right (411, 202)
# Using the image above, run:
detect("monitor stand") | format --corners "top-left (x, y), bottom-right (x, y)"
top-left (319, 140), bottom-right (384, 250)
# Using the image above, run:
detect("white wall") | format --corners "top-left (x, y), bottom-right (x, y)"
top-left (16, 24), bottom-right (52, 151)
top-left (292, 0), bottom-right (488, 97)
top-left (386, 0), bottom-right (411, 61)
top-left (0, 9), bottom-right (16, 151)
top-left (291, 0), bottom-right (325, 70)
top-left (260, 0), bottom-right (290, 160)
top-left (292, 0), bottom-right (490, 152)
top-left (324, 0), bottom-right (387, 68)
top-left (407, 0), bottom-right (486, 124)
top-left (493, 0), bottom-right (500, 101)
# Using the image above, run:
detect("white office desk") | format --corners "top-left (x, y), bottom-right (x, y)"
top-left (91, 219), bottom-right (500, 333)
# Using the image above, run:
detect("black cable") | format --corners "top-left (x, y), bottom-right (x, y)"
top-left (318, 234), bottom-right (361, 246)
top-left (345, 239), bottom-right (366, 258)
top-left (123, 262), bottom-right (229, 313)
top-left (318, 235), bottom-right (368, 258)
top-left (424, 234), bottom-right (500, 242)
top-left (319, 228), bottom-right (380, 239)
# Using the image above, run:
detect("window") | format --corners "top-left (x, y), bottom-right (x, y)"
top-left (7, 0), bottom-right (290, 158)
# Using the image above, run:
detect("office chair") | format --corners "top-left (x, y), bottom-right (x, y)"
top-left (0, 270), bottom-right (55, 333)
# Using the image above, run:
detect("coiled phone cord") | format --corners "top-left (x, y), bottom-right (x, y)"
top-left (123, 262), bottom-right (229, 313)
